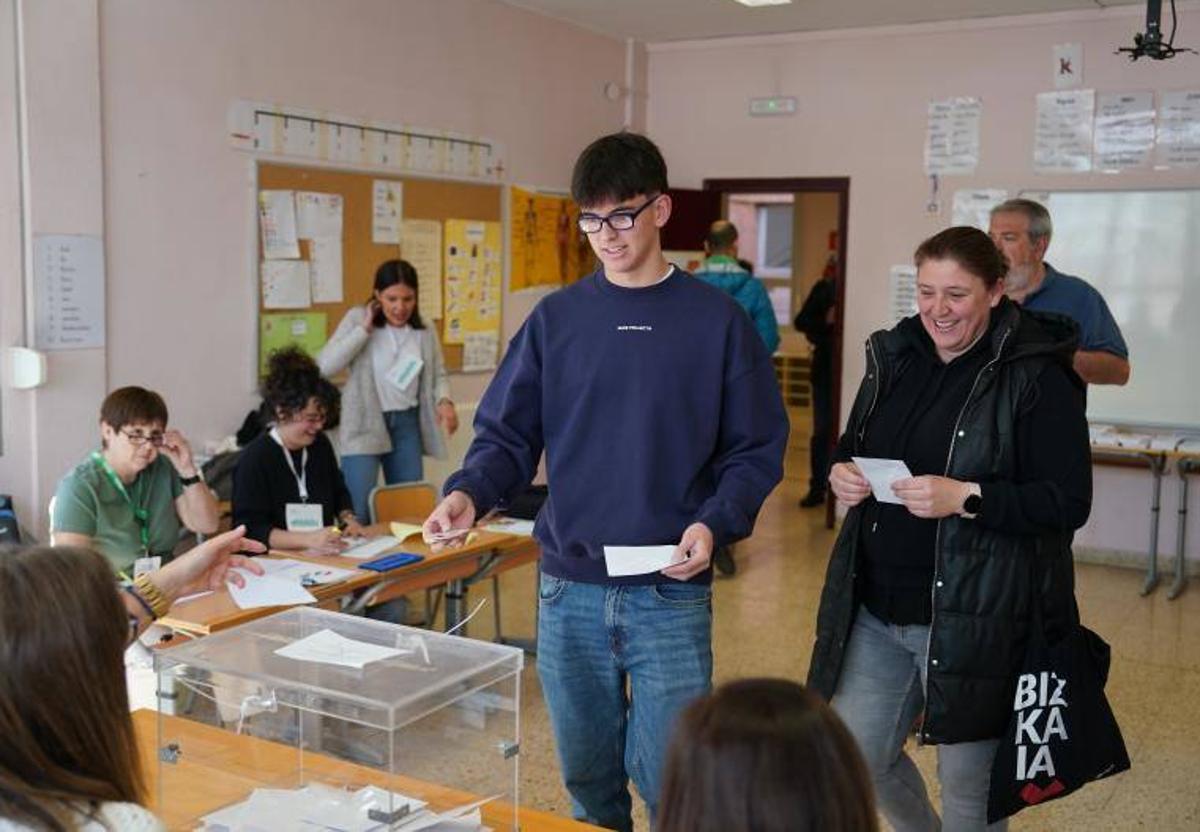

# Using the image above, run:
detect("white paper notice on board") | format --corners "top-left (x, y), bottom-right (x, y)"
top-left (309, 237), bottom-right (344, 303)
top-left (1053, 43), bottom-right (1083, 90)
top-left (401, 219), bottom-right (443, 320)
top-left (259, 190), bottom-right (300, 259)
top-left (952, 189), bottom-right (1008, 230)
top-left (1094, 91), bottom-right (1154, 171)
top-left (462, 331), bottom-right (499, 372)
top-left (33, 234), bottom-right (106, 350)
top-left (262, 260), bottom-right (312, 309)
top-left (295, 191), bottom-right (343, 239)
top-left (1155, 90), bottom-right (1200, 169)
top-left (889, 265), bottom-right (918, 325)
top-left (372, 180), bottom-right (404, 244)
top-left (924, 97), bottom-right (982, 175)
top-left (1034, 90), bottom-right (1095, 173)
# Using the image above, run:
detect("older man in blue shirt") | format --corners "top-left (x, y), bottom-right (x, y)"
top-left (989, 198), bottom-right (1130, 386)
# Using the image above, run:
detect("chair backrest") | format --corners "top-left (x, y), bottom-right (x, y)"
top-left (369, 482), bottom-right (438, 524)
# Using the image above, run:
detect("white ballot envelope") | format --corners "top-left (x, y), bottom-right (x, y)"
top-left (603, 545), bottom-right (677, 577)
top-left (851, 456), bottom-right (914, 505)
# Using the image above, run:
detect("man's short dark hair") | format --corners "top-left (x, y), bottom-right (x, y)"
top-left (99, 386), bottom-right (168, 431)
top-left (571, 132), bottom-right (668, 209)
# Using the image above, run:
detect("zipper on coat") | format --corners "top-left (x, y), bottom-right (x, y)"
top-left (917, 326), bottom-right (1012, 745)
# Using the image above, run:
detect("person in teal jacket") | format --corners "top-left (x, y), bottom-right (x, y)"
top-left (692, 221), bottom-right (780, 354)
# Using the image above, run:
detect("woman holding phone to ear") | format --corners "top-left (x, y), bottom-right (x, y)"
top-left (318, 260), bottom-right (457, 523)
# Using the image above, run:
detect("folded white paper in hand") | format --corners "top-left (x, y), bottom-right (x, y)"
top-left (227, 570), bottom-right (318, 609)
top-left (603, 545), bottom-right (677, 577)
top-left (851, 456), bottom-right (914, 505)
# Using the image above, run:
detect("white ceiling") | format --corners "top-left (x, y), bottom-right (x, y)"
top-left (498, 0), bottom-right (1146, 43)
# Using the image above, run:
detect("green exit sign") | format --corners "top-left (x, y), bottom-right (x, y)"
top-left (749, 96), bottom-right (797, 116)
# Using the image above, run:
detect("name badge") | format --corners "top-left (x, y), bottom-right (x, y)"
top-left (286, 502), bottom-right (324, 531)
top-left (133, 556), bottom-right (162, 578)
top-left (390, 355), bottom-right (424, 389)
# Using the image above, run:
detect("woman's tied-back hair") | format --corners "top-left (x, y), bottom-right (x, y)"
top-left (658, 678), bottom-right (879, 832)
top-left (371, 259), bottom-right (426, 330)
top-left (914, 225), bottom-right (1009, 289)
top-left (0, 545), bottom-right (144, 831)
top-left (570, 132), bottom-right (668, 210)
top-left (259, 346), bottom-right (341, 429)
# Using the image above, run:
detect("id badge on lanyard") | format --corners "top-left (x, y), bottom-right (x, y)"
top-left (270, 429), bottom-right (324, 531)
top-left (390, 355), bottom-right (424, 390)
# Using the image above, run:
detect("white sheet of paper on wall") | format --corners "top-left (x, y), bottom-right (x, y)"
top-left (371, 180), bottom-right (404, 244)
top-left (259, 190), bottom-right (300, 259)
top-left (1094, 91), bottom-right (1155, 171)
top-left (1053, 43), bottom-right (1083, 90)
top-left (888, 265), bottom-right (918, 324)
top-left (924, 97), bottom-right (982, 176)
top-left (262, 260), bottom-right (312, 309)
top-left (952, 189), bottom-right (1008, 230)
top-left (295, 191), bottom-right (344, 239)
top-left (1034, 89), bottom-right (1095, 173)
top-left (1155, 90), bottom-right (1200, 169)
top-left (401, 219), bottom-right (443, 320)
top-left (309, 237), bottom-right (344, 303)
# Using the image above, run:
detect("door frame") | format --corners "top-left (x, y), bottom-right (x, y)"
top-left (703, 177), bottom-right (849, 529)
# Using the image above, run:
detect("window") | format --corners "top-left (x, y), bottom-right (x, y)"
top-left (756, 203), bottom-right (793, 278)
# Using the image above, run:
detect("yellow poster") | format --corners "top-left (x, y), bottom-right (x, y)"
top-left (443, 219), bottom-right (502, 348)
top-left (510, 187), bottom-right (591, 290)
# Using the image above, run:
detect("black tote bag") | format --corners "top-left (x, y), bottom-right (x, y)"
top-left (987, 612), bottom-right (1131, 823)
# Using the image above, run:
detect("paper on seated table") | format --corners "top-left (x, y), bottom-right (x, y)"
top-left (274, 627), bottom-right (412, 669)
top-left (227, 571), bottom-right (317, 609)
top-left (341, 535), bottom-right (400, 560)
top-left (851, 456), bottom-right (914, 505)
top-left (603, 545), bottom-right (677, 577)
top-left (257, 558), bottom-right (356, 585)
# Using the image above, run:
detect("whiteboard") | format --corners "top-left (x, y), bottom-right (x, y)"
top-left (1029, 189), bottom-right (1200, 431)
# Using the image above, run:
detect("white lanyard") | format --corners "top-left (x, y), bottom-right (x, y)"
top-left (269, 427), bottom-right (309, 502)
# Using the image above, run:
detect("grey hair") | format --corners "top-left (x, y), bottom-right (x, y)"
top-left (991, 198), bottom-right (1052, 243)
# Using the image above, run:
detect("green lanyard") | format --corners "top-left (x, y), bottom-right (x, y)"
top-left (91, 451), bottom-right (150, 556)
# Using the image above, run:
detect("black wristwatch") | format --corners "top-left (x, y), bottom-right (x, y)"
top-left (961, 484), bottom-right (982, 518)
top-left (179, 473), bottom-right (202, 487)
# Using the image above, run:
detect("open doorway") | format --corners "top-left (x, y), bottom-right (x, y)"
top-left (664, 178), bottom-right (849, 528)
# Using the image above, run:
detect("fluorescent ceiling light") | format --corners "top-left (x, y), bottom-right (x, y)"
top-left (733, 0), bottom-right (792, 7)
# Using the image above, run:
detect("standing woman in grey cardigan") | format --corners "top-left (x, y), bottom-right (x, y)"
top-left (318, 260), bottom-right (458, 523)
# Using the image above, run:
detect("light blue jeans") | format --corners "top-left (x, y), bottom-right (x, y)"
top-left (341, 407), bottom-right (424, 523)
top-left (536, 573), bottom-right (713, 832)
top-left (832, 606), bottom-right (1007, 832)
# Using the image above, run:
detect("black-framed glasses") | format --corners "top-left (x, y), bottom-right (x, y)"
top-left (577, 195), bottom-right (661, 234)
top-left (121, 429), bottom-right (165, 447)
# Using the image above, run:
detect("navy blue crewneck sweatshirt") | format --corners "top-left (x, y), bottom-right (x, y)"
top-left (445, 268), bottom-right (789, 585)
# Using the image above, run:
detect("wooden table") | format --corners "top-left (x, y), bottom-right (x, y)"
top-left (159, 524), bottom-right (534, 636)
top-left (134, 710), bottom-right (596, 831)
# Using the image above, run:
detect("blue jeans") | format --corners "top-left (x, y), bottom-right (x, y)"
top-left (832, 606), bottom-right (1007, 832)
top-left (536, 574), bottom-right (713, 832)
top-left (341, 407), bottom-right (424, 523)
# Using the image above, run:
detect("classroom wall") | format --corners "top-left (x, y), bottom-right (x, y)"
top-left (0, 0), bottom-right (628, 536)
top-left (647, 5), bottom-right (1200, 564)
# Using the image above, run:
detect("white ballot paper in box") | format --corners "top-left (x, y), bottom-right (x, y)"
top-left (274, 628), bottom-right (412, 669)
top-left (851, 456), bottom-right (914, 505)
top-left (603, 545), bottom-right (676, 577)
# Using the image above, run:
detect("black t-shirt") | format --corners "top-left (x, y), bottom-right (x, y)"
top-left (231, 431), bottom-right (354, 546)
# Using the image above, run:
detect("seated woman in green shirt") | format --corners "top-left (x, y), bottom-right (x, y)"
top-left (51, 386), bottom-right (220, 577)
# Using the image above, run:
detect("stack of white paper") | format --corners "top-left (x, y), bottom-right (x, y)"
top-left (199, 783), bottom-right (427, 831)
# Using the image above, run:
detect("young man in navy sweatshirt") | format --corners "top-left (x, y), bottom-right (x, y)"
top-left (423, 132), bottom-right (788, 831)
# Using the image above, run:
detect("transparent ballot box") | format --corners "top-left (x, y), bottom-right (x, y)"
top-left (153, 607), bottom-right (524, 831)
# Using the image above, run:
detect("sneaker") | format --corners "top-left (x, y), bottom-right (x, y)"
top-left (799, 489), bottom-right (827, 508)
top-left (713, 546), bottom-right (736, 576)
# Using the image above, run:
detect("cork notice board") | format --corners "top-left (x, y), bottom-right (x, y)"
top-left (257, 161), bottom-right (503, 373)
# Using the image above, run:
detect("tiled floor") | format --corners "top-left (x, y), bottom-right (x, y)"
top-left (463, 439), bottom-right (1200, 831)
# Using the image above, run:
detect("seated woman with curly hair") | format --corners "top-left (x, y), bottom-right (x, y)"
top-left (232, 348), bottom-right (365, 554)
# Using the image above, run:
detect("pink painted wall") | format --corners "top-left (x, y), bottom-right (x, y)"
top-left (647, 7), bottom-right (1200, 565)
top-left (0, 0), bottom-right (627, 536)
